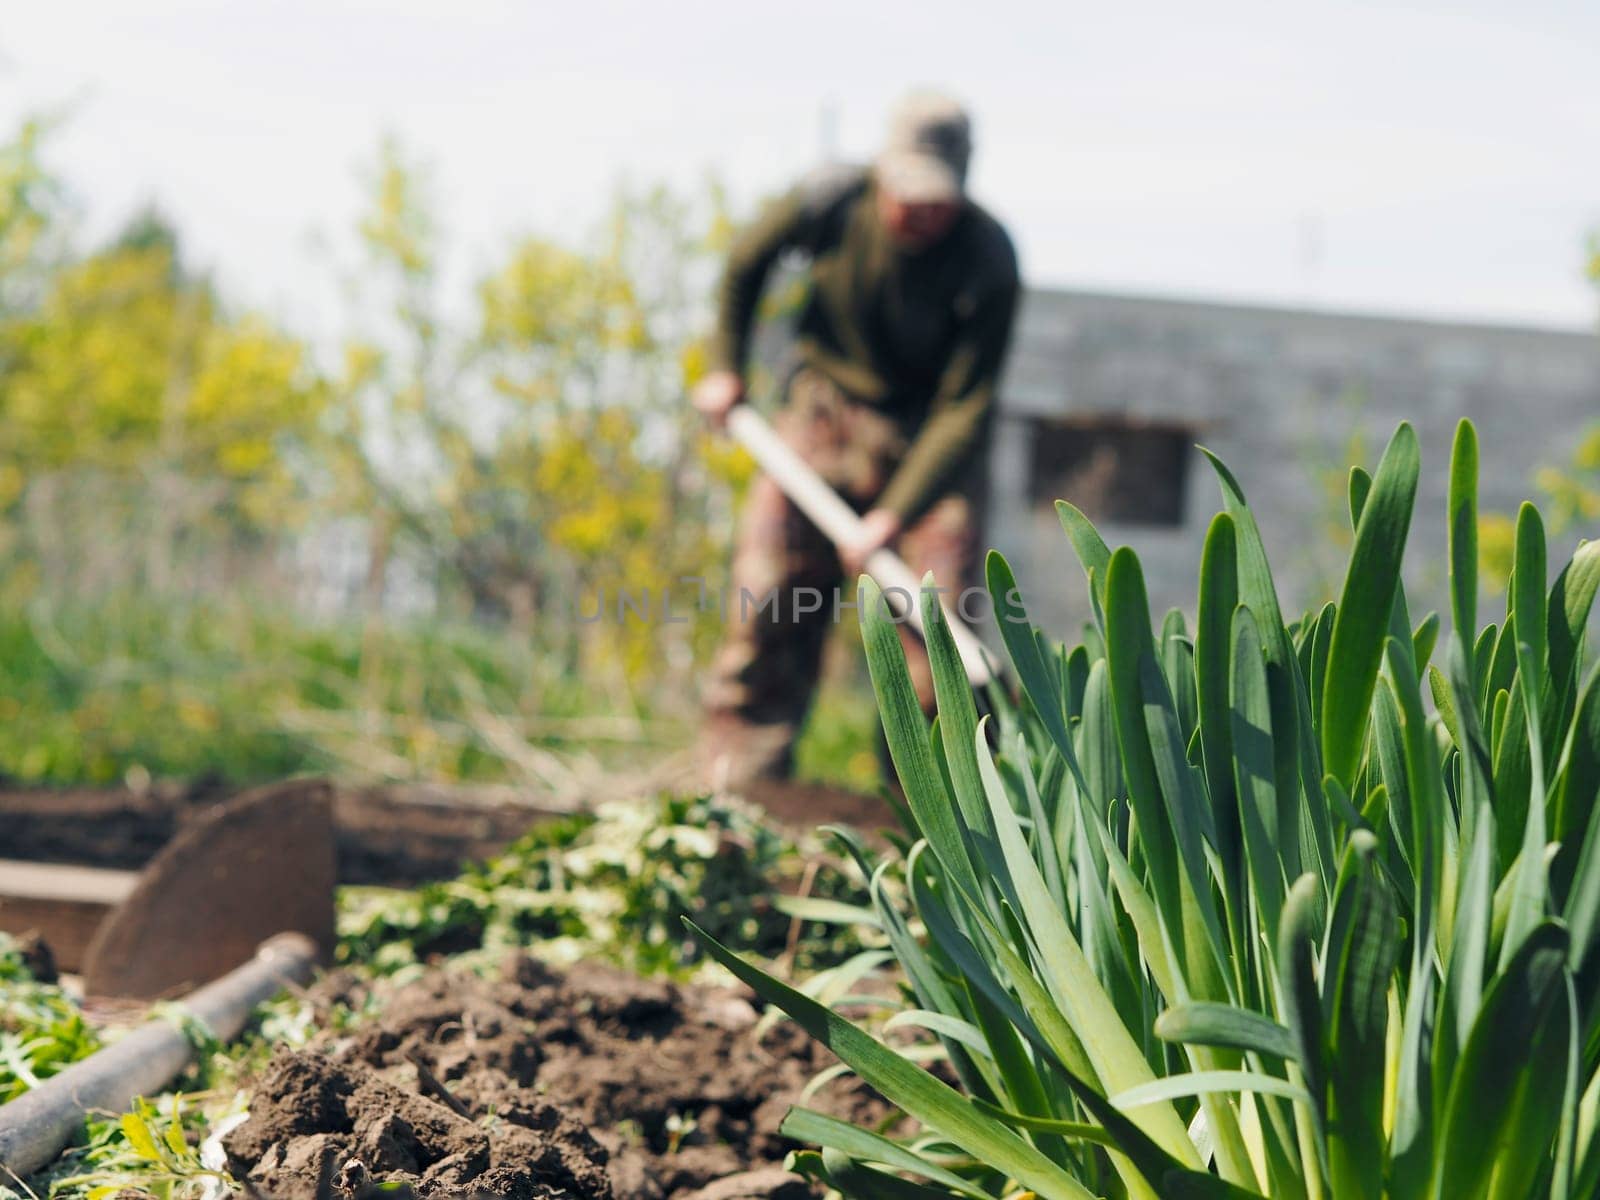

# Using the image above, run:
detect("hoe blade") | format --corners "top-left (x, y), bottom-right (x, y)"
top-left (83, 779), bottom-right (336, 999)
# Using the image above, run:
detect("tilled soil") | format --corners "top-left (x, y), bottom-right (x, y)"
top-left (224, 956), bottom-right (892, 1199)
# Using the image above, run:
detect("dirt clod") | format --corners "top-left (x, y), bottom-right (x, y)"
top-left (226, 1047), bottom-right (607, 1199)
top-left (228, 955), bottom-right (892, 1199)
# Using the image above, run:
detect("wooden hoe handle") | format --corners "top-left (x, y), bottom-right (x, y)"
top-left (725, 404), bottom-right (1000, 688)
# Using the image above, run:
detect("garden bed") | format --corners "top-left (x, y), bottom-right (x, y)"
top-left (0, 779), bottom-right (893, 887)
top-left (5, 789), bottom-right (899, 1198)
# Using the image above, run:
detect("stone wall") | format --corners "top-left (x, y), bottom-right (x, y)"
top-left (988, 289), bottom-right (1600, 638)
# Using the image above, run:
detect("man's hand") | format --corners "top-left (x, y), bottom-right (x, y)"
top-left (839, 508), bottom-right (903, 576)
top-left (692, 370), bottom-right (746, 429)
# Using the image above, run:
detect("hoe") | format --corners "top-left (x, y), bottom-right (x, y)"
top-left (0, 779), bottom-right (336, 999)
top-left (725, 405), bottom-right (1001, 688)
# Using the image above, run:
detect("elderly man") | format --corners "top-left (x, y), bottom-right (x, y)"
top-left (694, 90), bottom-right (1020, 786)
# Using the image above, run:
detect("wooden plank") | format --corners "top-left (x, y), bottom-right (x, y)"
top-left (0, 860), bottom-right (138, 972)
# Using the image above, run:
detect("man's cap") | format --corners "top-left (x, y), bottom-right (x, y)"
top-left (877, 90), bottom-right (971, 204)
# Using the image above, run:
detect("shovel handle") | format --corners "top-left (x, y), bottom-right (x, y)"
top-left (724, 405), bottom-right (1000, 688)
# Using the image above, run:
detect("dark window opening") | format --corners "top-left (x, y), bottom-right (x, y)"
top-left (1027, 415), bottom-right (1195, 527)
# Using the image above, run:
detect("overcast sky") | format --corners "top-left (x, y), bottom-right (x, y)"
top-left (4, 0), bottom-right (1600, 335)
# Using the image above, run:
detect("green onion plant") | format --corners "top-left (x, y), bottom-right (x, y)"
top-left (692, 419), bottom-right (1600, 1200)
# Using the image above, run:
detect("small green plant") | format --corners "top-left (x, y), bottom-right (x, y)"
top-left (0, 934), bottom-right (100, 1103)
top-left (693, 419), bottom-right (1600, 1198)
top-left (339, 791), bottom-right (875, 979)
top-left (43, 1095), bottom-right (239, 1200)
top-left (664, 1110), bottom-right (700, 1155)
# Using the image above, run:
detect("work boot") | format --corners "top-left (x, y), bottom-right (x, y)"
top-left (694, 714), bottom-right (797, 793)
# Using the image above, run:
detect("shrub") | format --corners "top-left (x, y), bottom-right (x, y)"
top-left (693, 419), bottom-right (1600, 1199)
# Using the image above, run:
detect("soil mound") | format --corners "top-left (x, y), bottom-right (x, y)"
top-left (225, 1048), bottom-right (610, 1199)
top-left (227, 956), bottom-right (891, 1199)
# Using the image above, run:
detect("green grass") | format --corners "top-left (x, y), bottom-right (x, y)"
top-left (0, 595), bottom-right (888, 793)
top-left (0, 597), bottom-right (683, 787)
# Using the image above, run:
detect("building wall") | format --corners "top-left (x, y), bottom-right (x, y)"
top-left (988, 289), bottom-right (1600, 639)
